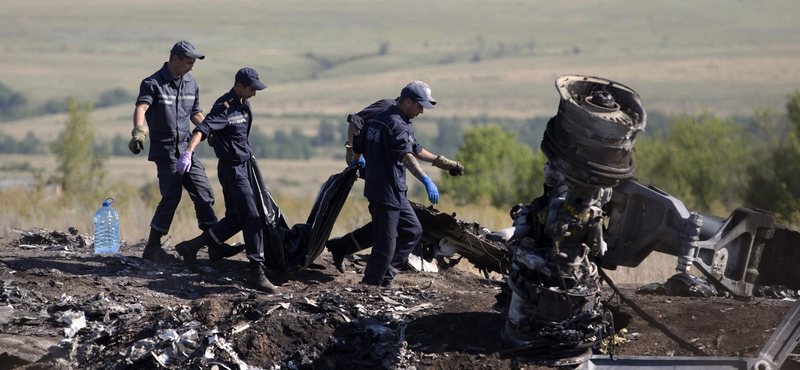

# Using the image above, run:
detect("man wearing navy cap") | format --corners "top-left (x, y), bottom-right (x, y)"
top-left (326, 81), bottom-right (464, 274)
top-left (348, 82), bottom-right (442, 286)
top-left (174, 68), bottom-right (277, 293)
top-left (130, 40), bottom-right (221, 263)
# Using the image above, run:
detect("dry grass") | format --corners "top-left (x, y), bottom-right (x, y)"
top-left (0, 173), bottom-right (679, 285)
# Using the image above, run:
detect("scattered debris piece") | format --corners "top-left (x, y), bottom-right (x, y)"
top-left (665, 273), bottom-right (718, 298)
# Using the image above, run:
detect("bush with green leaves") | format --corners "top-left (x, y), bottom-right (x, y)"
top-left (49, 97), bottom-right (107, 194)
top-left (442, 125), bottom-right (545, 208)
top-left (744, 91), bottom-right (800, 224)
top-left (634, 113), bottom-right (752, 213)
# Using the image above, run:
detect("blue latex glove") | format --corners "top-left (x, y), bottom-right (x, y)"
top-left (420, 175), bottom-right (439, 204)
top-left (177, 151), bottom-right (192, 175)
top-left (350, 156), bottom-right (366, 169)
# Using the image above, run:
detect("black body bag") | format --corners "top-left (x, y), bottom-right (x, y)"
top-left (248, 156), bottom-right (359, 273)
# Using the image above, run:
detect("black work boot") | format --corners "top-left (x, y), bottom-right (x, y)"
top-left (248, 260), bottom-right (277, 293)
top-left (326, 237), bottom-right (346, 274)
top-left (175, 234), bottom-right (210, 272)
top-left (142, 228), bottom-right (175, 263)
top-left (208, 243), bottom-right (246, 262)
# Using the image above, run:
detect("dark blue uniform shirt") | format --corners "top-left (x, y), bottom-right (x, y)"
top-left (193, 89), bottom-right (254, 164)
top-left (353, 105), bottom-right (417, 208)
top-left (350, 99), bottom-right (424, 156)
top-left (348, 99), bottom-right (395, 131)
top-left (136, 63), bottom-right (202, 162)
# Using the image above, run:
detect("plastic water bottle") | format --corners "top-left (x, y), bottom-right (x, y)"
top-left (93, 197), bottom-right (119, 254)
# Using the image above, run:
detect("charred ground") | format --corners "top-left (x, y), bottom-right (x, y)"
top-left (0, 228), bottom-right (798, 369)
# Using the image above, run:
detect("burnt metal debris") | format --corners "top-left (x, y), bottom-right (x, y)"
top-left (10, 227), bottom-right (95, 251)
top-left (489, 75), bottom-right (647, 366)
top-left (410, 202), bottom-right (508, 276)
top-left (488, 74), bottom-right (800, 367)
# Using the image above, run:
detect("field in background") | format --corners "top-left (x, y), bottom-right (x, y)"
top-left (4, 1), bottom-right (800, 145)
top-left (1, 0), bottom-right (800, 124)
top-left (2, 0), bottom-right (799, 284)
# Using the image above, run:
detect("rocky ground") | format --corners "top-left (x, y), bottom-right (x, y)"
top-left (1, 227), bottom-right (798, 370)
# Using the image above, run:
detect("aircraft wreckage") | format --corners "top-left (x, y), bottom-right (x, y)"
top-left (397, 75), bottom-right (800, 369)
top-left (251, 74), bottom-right (800, 368)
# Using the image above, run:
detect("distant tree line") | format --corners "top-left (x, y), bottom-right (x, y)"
top-left (106, 118), bottom-right (348, 160)
top-left (0, 81), bottom-right (132, 121)
top-left (0, 130), bottom-right (47, 154)
top-left (0, 106), bottom-right (704, 164)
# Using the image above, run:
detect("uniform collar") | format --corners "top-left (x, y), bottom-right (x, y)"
top-left (224, 88), bottom-right (247, 109)
top-left (387, 104), bottom-right (411, 123)
top-left (158, 63), bottom-right (189, 84)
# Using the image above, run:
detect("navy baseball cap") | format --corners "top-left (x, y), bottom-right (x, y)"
top-left (401, 81), bottom-right (436, 109)
top-left (235, 67), bottom-right (267, 90)
top-left (170, 40), bottom-right (205, 60)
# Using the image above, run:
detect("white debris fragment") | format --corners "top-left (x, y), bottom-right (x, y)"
top-left (381, 296), bottom-right (401, 305)
top-left (405, 303), bottom-right (434, 315)
top-left (209, 335), bottom-right (267, 370)
top-left (159, 329), bottom-right (180, 341)
top-left (231, 322), bottom-right (252, 335)
top-left (129, 338), bottom-right (156, 362)
top-left (406, 253), bottom-right (439, 272)
top-left (266, 302), bottom-right (290, 315)
top-left (54, 310), bottom-right (86, 338)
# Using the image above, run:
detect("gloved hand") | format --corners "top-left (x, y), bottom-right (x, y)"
top-left (128, 125), bottom-right (148, 154)
top-left (345, 142), bottom-right (354, 165)
top-left (350, 156), bottom-right (366, 169)
top-left (177, 151), bottom-right (192, 174)
top-left (432, 155), bottom-right (464, 176)
top-left (420, 175), bottom-right (439, 204)
top-left (448, 163), bottom-right (464, 176)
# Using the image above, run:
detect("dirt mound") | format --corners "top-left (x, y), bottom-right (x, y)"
top-left (0, 228), bottom-right (798, 369)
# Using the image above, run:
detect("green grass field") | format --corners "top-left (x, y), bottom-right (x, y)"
top-left (1, 0), bottom-right (799, 283)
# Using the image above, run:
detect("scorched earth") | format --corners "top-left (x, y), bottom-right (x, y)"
top-left (0, 227), bottom-right (797, 369)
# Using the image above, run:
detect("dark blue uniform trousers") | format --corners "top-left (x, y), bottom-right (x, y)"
top-left (207, 161), bottom-right (264, 262)
top-left (362, 200), bottom-right (422, 286)
top-left (335, 220), bottom-right (428, 258)
top-left (151, 157), bottom-right (217, 234)
top-left (336, 222), bottom-right (374, 255)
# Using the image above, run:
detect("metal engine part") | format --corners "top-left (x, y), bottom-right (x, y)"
top-left (500, 75), bottom-right (646, 365)
top-left (598, 179), bottom-right (800, 298)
